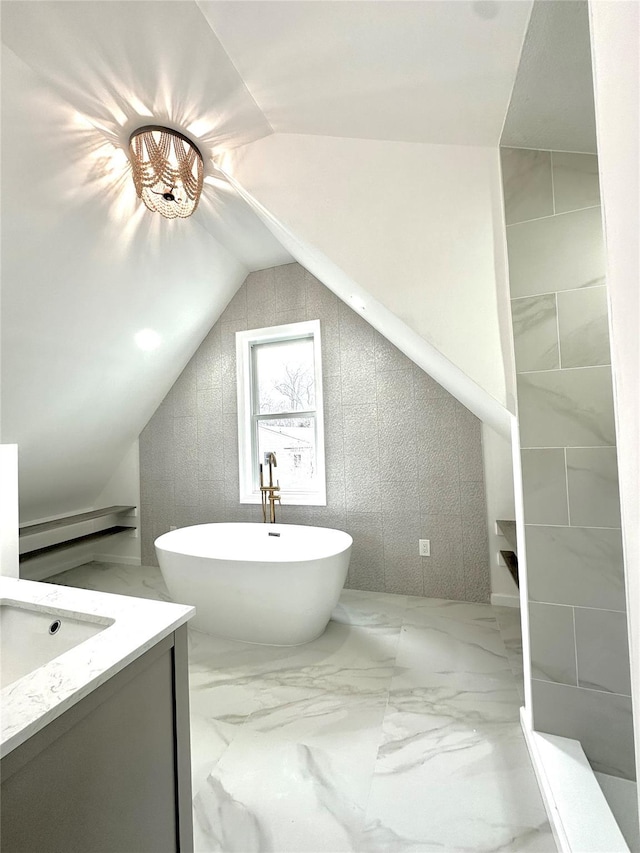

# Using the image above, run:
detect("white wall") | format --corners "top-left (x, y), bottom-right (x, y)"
top-left (590, 0), bottom-right (640, 806)
top-left (222, 134), bottom-right (513, 422)
top-left (92, 440), bottom-right (141, 566)
top-left (0, 445), bottom-right (19, 578)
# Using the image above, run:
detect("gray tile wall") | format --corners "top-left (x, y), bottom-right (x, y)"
top-left (502, 148), bottom-right (635, 779)
top-left (139, 263), bottom-right (490, 601)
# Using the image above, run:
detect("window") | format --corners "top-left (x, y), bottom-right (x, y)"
top-left (236, 320), bottom-right (326, 506)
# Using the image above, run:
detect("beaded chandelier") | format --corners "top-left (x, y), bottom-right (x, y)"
top-left (129, 126), bottom-right (203, 219)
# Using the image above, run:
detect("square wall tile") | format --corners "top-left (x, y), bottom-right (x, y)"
top-left (420, 513), bottom-right (465, 600)
top-left (380, 477), bottom-right (419, 516)
top-left (413, 365), bottom-right (453, 402)
top-left (274, 263), bottom-right (306, 315)
top-left (340, 347), bottom-right (376, 404)
top-left (344, 512), bottom-right (385, 592)
top-left (374, 334), bottom-right (413, 372)
top-left (417, 470), bottom-right (462, 517)
top-left (375, 368), bottom-right (413, 405)
top-left (344, 468), bottom-right (382, 513)
top-left (521, 448), bottom-right (569, 525)
top-left (575, 608), bottom-right (631, 696)
top-left (246, 267), bottom-right (276, 328)
top-left (566, 447), bottom-right (621, 528)
top-left (219, 282), bottom-right (247, 322)
top-left (458, 481), bottom-right (490, 603)
top-left (511, 294), bottom-right (559, 372)
top-left (507, 206), bottom-right (605, 298)
top-left (338, 299), bottom-right (376, 353)
top-left (461, 522), bottom-right (490, 603)
top-left (525, 525), bottom-right (626, 611)
top-left (172, 360), bottom-right (197, 416)
top-left (552, 152), bottom-right (601, 214)
top-left (557, 286), bottom-right (611, 368)
top-left (382, 514), bottom-right (423, 596)
top-left (305, 271), bottom-right (339, 321)
top-left (455, 406), bottom-right (483, 482)
top-left (529, 602), bottom-right (576, 685)
top-left (343, 403), bottom-right (379, 459)
top-left (501, 148), bottom-right (553, 225)
top-left (196, 326), bottom-right (222, 391)
top-left (531, 679), bottom-right (635, 779)
top-left (517, 367), bottom-right (615, 447)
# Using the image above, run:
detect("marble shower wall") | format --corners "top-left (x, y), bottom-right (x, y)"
top-left (502, 148), bottom-right (635, 779)
top-left (140, 263), bottom-right (489, 601)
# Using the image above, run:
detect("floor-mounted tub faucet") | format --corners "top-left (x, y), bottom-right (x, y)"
top-left (260, 452), bottom-right (281, 523)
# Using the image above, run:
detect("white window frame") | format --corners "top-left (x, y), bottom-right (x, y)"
top-left (236, 320), bottom-right (327, 506)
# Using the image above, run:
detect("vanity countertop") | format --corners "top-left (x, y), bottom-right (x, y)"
top-left (0, 576), bottom-right (194, 758)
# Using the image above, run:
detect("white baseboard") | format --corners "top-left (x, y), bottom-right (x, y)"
top-left (93, 553), bottom-right (142, 567)
top-left (491, 593), bottom-right (520, 608)
top-left (520, 708), bottom-right (628, 852)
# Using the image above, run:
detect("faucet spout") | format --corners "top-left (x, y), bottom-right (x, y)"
top-left (260, 452), bottom-right (280, 523)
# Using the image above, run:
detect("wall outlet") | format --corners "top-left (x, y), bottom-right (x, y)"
top-left (419, 539), bottom-right (431, 557)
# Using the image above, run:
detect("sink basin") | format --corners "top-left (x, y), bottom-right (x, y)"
top-left (0, 602), bottom-right (113, 689)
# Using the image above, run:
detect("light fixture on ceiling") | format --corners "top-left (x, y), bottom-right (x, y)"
top-left (129, 126), bottom-right (203, 219)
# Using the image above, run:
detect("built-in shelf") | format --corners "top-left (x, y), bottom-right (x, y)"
top-left (500, 549), bottom-right (519, 588)
top-left (19, 506), bottom-right (135, 537)
top-left (496, 519), bottom-right (517, 553)
top-left (19, 506), bottom-right (136, 561)
top-left (19, 527), bottom-right (134, 563)
top-left (496, 519), bottom-right (519, 588)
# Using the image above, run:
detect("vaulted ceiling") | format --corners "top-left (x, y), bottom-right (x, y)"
top-left (1, 0), bottom-right (534, 521)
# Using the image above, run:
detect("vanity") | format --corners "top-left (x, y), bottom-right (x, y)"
top-left (0, 577), bottom-right (195, 853)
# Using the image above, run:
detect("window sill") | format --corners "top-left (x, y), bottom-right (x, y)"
top-left (239, 492), bottom-right (327, 508)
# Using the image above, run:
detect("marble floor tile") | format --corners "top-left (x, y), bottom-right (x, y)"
top-left (48, 560), bottom-right (172, 602)
top-left (360, 723), bottom-right (553, 852)
top-left (395, 619), bottom-right (510, 676)
top-left (193, 730), bottom-right (373, 853)
top-left (190, 715), bottom-right (241, 798)
top-left (333, 589), bottom-right (409, 629)
top-left (386, 667), bottom-right (522, 729)
top-left (494, 606), bottom-right (525, 698)
top-left (404, 596), bottom-right (499, 630)
top-left (48, 562), bottom-right (553, 852)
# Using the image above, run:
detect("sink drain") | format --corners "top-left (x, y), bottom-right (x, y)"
top-left (49, 619), bottom-right (61, 635)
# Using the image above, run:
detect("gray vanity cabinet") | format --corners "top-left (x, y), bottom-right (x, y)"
top-left (0, 626), bottom-right (193, 853)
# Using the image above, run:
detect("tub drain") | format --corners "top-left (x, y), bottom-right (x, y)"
top-left (49, 619), bottom-right (61, 635)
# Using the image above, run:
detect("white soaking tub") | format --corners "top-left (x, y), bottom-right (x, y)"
top-left (154, 522), bottom-right (353, 645)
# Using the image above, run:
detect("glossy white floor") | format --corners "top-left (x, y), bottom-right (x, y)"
top-left (48, 562), bottom-right (555, 852)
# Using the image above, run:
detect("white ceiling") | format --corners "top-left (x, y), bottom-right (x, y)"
top-left (198, 0), bottom-right (532, 146)
top-left (0, 0), bottom-right (292, 271)
top-left (501, 1), bottom-right (597, 153)
top-left (1, 0), bottom-right (535, 521)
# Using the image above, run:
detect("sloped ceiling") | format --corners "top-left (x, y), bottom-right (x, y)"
top-left (198, 0), bottom-right (533, 145)
top-left (501, 1), bottom-right (597, 153)
top-left (1, 0), bottom-right (532, 522)
top-left (222, 133), bottom-right (512, 429)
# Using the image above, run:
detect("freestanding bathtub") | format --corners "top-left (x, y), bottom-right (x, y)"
top-left (154, 522), bottom-right (353, 646)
